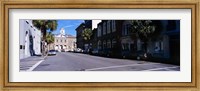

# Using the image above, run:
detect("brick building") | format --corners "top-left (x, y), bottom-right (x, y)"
top-left (95, 20), bottom-right (180, 64)
top-left (75, 23), bottom-right (85, 50)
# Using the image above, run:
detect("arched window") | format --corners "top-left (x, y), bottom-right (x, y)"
top-left (103, 40), bottom-right (106, 49)
top-left (97, 26), bottom-right (102, 37)
top-left (98, 40), bottom-right (102, 50)
top-left (107, 21), bottom-right (111, 34)
top-left (103, 22), bottom-right (106, 35)
top-left (122, 21), bottom-right (131, 36)
top-left (112, 39), bottom-right (117, 48)
top-left (107, 40), bottom-right (111, 48)
top-left (112, 20), bottom-right (116, 32)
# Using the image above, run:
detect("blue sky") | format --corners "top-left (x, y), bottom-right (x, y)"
top-left (52, 20), bottom-right (84, 36)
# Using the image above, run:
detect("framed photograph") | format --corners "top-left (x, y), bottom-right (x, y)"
top-left (1, 0), bottom-right (199, 91)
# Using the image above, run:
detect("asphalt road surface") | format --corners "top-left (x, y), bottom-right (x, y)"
top-left (33, 52), bottom-right (180, 71)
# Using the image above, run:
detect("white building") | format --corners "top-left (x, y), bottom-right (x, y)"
top-left (19, 20), bottom-right (42, 59)
top-left (48, 28), bottom-right (77, 52)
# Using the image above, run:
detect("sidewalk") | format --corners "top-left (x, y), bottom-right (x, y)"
top-left (20, 56), bottom-right (45, 71)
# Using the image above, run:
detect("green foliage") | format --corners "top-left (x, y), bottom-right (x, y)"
top-left (130, 20), bottom-right (163, 52)
top-left (46, 33), bottom-right (54, 44)
top-left (32, 20), bottom-right (58, 40)
top-left (32, 20), bottom-right (58, 31)
top-left (82, 28), bottom-right (93, 41)
top-left (131, 20), bottom-right (163, 41)
top-left (131, 20), bottom-right (156, 42)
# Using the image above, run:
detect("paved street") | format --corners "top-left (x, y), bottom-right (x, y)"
top-left (30, 52), bottom-right (180, 71)
top-left (19, 20), bottom-right (181, 72)
top-left (20, 56), bottom-right (44, 71)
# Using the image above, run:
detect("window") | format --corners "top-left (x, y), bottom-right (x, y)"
top-left (154, 41), bottom-right (164, 52)
top-left (103, 22), bottom-right (106, 35)
top-left (98, 40), bottom-right (102, 50)
top-left (107, 40), bottom-right (111, 48)
top-left (61, 40), bottom-right (62, 42)
top-left (112, 39), bottom-right (117, 48)
top-left (25, 31), bottom-right (28, 35)
top-left (23, 45), bottom-right (25, 49)
top-left (161, 42), bottom-right (164, 50)
top-left (112, 20), bottom-right (116, 32)
top-left (103, 40), bottom-right (106, 49)
top-left (56, 40), bottom-right (58, 42)
top-left (122, 25), bottom-right (125, 35)
top-left (65, 40), bottom-right (67, 43)
top-left (122, 43), bottom-right (130, 51)
top-left (55, 45), bottom-right (58, 50)
top-left (98, 26), bottom-right (102, 37)
top-left (107, 21), bottom-right (111, 34)
top-left (25, 21), bottom-right (29, 24)
top-left (73, 42), bottom-right (76, 47)
top-left (122, 24), bottom-right (131, 36)
top-left (20, 45), bottom-right (23, 49)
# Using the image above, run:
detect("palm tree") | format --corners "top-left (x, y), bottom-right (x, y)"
top-left (130, 20), bottom-right (161, 53)
top-left (32, 20), bottom-right (58, 56)
top-left (46, 32), bottom-right (55, 45)
top-left (46, 32), bottom-right (55, 51)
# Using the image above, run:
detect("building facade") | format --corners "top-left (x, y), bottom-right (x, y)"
top-left (96, 20), bottom-right (123, 56)
top-left (76, 23), bottom-right (85, 50)
top-left (49, 28), bottom-right (76, 52)
top-left (19, 20), bottom-right (42, 59)
top-left (95, 20), bottom-right (180, 64)
top-left (85, 20), bottom-right (92, 28)
top-left (75, 20), bottom-right (93, 51)
top-left (91, 28), bottom-right (97, 50)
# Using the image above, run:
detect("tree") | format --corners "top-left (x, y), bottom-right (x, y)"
top-left (82, 28), bottom-right (93, 51)
top-left (82, 28), bottom-right (93, 41)
top-left (130, 20), bottom-right (161, 53)
top-left (46, 32), bottom-right (55, 44)
top-left (46, 32), bottom-right (55, 51)
top-left (32, 20), bottom-right (58, 56)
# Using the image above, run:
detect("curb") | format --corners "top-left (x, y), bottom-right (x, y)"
top-left (25, 56), bottom-right (47, 71)
top-left (26, 60), bottom-right (44, 71)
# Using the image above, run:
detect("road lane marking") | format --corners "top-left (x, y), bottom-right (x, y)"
top-left (26, 60), bottom-right (44, 71)
top-left (85, 63), bottom-right (161, 71)
top-left (141, 66), bottom-right (180, 71)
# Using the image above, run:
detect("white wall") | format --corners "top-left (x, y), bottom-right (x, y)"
top-left (19, 20), bottom-right (31, 59)
top-left (19, 20), bottom-right (26, 59)
top-left (19, 20), bottom-right (41, 59)
top-left (29, 20), bottom-right (41, 55)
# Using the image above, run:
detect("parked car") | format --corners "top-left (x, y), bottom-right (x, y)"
top-left (97, 50), bottom-right (104, 56)
top-left (121, 50), bottom-right (152, 60)
top-left (74, 48), bottom-right (83, 53)
top-left (67, 50), bottom-right (73, 52)
top-left (48, 50), bottom-right (57, 56)
top-left (102, 48), bottom-right (112, 57)
top-left (91, 49), bottom-right (99, 55)
top-left (83, 49), bottom-right (88, 54)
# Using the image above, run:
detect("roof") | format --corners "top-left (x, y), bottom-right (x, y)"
top-left (54, 34), bottom-right (76, 38)
top-left (75, 23), bottom-right (85, 31)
